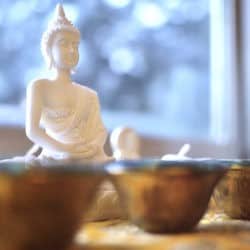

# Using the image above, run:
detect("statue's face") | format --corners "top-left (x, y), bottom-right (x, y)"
top-left (51, 30), bottom-right (80, 70)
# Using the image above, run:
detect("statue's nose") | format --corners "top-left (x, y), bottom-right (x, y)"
top-left (69, 44), bottom-right (75, 53)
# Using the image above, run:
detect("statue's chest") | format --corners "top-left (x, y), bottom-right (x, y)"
top-left (42, 106), bottom-right (74, 121)
top-left (43, 88), bottom-right (76, 108)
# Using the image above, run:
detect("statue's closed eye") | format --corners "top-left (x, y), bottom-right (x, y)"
top-left (58, 39), bottom-right (68, 47)
top-left (58, 39), bottom-right (79, 50)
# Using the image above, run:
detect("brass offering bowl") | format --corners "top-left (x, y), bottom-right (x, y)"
top-left (0, 159), bottom-right (105, 250)
top-left (106, 159), bottom-right (229, 233)
top-left (214, 160), bottom-right (250, 219)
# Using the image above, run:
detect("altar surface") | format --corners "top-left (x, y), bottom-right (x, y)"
top-left (70, 213), bottom-right (250, 250)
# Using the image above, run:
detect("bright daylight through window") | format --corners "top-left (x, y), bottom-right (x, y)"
top-left (0, 0), bottom-right (210, 139)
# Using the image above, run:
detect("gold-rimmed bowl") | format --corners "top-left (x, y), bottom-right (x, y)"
top-left (0, 159), bottom-right (105, 250)
top-left (213, 160), bottom-right (250, 219)
top-left (106, 159), bottom-right (229, 233)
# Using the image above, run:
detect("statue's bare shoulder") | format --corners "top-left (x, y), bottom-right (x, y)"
top-left (27, 78), bottom-right (51, 94)
top-left (73, 82), bottom-right (98, 100)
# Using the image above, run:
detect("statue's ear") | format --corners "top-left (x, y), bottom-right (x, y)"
top-left (46, 47), bottom-right (54, 70)
top-left (49, 58), bottom-right (53, 70)
top-left (48, 54), bottom-right (55, 70)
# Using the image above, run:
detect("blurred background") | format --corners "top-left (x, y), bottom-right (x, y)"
top-left (0, 0), bottom-right (249, 158)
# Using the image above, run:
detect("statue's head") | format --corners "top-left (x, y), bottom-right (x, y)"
top-left (41, 4), bottom-right (80, 71)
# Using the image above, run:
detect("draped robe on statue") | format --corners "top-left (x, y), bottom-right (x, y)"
top-left (39, 84), bottom-right (110, 162)
top-left (38, 84), bottom-right (123, 220)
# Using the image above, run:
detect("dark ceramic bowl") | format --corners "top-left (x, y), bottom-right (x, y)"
top-left (0, 159), bottom-right (105, 250)
top-left (213, 159), bottom-right (250, 219)
top-left (106, 159), bottom-right (229, 233)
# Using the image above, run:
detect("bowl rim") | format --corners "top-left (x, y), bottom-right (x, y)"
top-left (105, 158), bottom-right (231, 174)
top-left (0, 158), bottom-right (107, 176)
top-left (217, 159), bottom-right (250, 169)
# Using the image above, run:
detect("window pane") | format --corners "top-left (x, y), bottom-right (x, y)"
top-left (0, 0), bottom-right (210, 139)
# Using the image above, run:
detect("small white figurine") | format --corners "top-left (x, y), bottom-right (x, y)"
top-left (110, 127), bottom-right (140, 160)
top-left (87, 126), bottom-right (141, 220)
top-left (26, 4), bottom-right (111, 163)
top-left (161, 144), bottom-right (191, 160)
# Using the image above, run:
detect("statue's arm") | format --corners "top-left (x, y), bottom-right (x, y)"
top-left (25, 80), bottom-right (70, 154)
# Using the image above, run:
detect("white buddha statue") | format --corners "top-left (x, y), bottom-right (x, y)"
top-left (26, 4), bottom-right (111, 163)
top-left (25, 4), bottom-right (125, 221)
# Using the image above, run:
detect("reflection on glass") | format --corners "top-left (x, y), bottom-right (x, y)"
top-left (133, 1), bottom-right (169, 28)
top-left (103, 0), bottom-right (131, 9)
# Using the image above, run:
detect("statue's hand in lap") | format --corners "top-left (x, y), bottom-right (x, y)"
top-left (69, 142), bottom-right (98, 158)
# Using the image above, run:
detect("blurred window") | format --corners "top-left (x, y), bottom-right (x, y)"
top-left (0, 0), bottom-right (211, 139)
